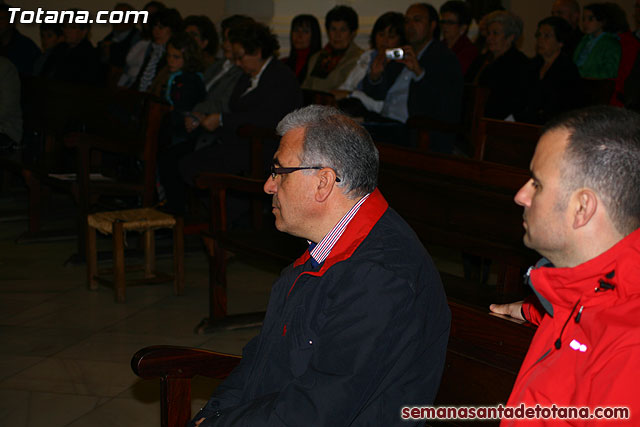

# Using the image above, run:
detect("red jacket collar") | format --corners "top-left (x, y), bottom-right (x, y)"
top-left (531, 227), bottom-right (640, 310)
top-left (293, 188), bottom-right (388, 274)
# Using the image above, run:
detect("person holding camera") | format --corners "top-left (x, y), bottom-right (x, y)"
top-left (362, 3), bottom-right (463, 153)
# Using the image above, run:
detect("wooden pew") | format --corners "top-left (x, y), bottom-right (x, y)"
top-left (472, 118), bottom-right (542, 170)
top-left (132, 300), bottom-right (536, 427)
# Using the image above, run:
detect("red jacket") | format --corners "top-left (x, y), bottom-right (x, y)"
top-left (504, 228), bottom-right (640, 426)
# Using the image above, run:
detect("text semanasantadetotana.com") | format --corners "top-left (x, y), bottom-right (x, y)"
top-left (7, 8), bottom-right (148, 25)
top-left (401, 404), bottom-right (630, 420)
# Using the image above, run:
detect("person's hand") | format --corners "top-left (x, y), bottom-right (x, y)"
top-left (489, 300), bottom-right (525, 321)
top-left (329, 89), bottom-right (351, 100)
top-left (398, 45), bottom-right (423, 77)
top-left (194, 417), bottom-right (206, 426)
top-left (368, 52), bottom-right (388, 82)
top-left (199, 113), bottom-right (220, 132)
top-left (184, 112), bottom-right (204, 133)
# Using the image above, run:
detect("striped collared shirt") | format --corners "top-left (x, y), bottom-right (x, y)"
top-left (308, 193), bottom-right (371, 267)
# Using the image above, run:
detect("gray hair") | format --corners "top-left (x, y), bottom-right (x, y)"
top-left (544, 106), bottom-right (640, 235)
top-left (276, 105), bottom-right (379, 198)
top-left (486, 10), bottom-right (523, 44)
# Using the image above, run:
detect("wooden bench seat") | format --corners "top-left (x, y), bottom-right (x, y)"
top-left (132, 300), bottom-right (536, 427)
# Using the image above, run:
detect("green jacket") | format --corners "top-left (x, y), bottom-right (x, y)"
top-left (573, 32), bottom-right (621, 79)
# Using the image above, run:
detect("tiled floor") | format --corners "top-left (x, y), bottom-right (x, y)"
top-left (0, 191), bottom-right (276, 427)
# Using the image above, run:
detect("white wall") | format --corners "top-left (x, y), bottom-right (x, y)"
top-left (12, 0), bottom-right (638, 57)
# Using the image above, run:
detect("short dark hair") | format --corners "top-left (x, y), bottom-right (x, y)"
top-left (537, 16), bottom-right (572, 46)
top-left (220, 15), bottom-right (254, 35)
top-left (151, 8), bottom-right (182, 33)
top-left (370, 11), bottom-right (406, 49)
top-left (143, 1), bottom-right (166, 12)
top-left (544, 106), bottom-right (640, 235)
top-left (583, 3), bottom-right (613, 30)
top-left (167, 32), bottom-right (204, 72)
top-left (325, 5), bottom-right (359, 33)
top-left (291, 14), bottom-right (322, 54)
top-left (440, 1), bottom-right (472, 27)
top-left (184, 15), bottom-right (218, 56)
top-left (228, 21), bottom-right (279, 59)
top-left (277, 105), bottom-right (379, 198)
top-left (411, 3), bottom-right (441, 40)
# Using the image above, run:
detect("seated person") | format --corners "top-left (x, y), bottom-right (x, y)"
top-left (189, 105), bottom-right (450, 427)
top-left (573, 3), bottom-right (621, 78)
top-left (301, 5), bottom-right (363, 92)
top-left (188, 14), bottom-right (252, 119)
top-left (33, 23), bottom-right (64, 76)
top-left (118, 8), bottom-right (182, 92)
top-left (39, 13), bottom-right (103, 86)
top-left (140, 1), bottom-right (166, 40)
top-left (466, 10), bottom-right (533, 120)
top-left (439, 1), bottom-right (478, 76)
top-left (333, 10), bottom-right (406, 115)
top-left (0, 57), bottom-right (21, 153)
top-left (362, 3), bottom-right (463, 153)
top-left (490, 106), bottom-right (640, 425)
top-left (282, 14), bottom-right (322, 84)
top-left (516, 17), bottom-right (580, 125)
top-left (98, 2), bottom-right (142, 68)
top-left (550, 0), bottom-right (584, 56)
top-left (155, 32), bottom-right (205, 147)
top-left (0, 4), bottom-right (41, 75)
top-left (160, 21), bottom-right (303, 214)
top-left (184, 15), bottom-right (218, 70)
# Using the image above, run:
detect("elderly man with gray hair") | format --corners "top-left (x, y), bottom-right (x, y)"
top-left (189, 105), bottom-right (450, 427)
top-left (466, 10), bottom-right (532, 120)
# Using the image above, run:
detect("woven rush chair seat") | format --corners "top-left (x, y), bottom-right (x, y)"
top-left (87, 207), bottom-right (184, 302)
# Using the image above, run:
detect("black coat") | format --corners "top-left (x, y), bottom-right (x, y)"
top-left (467, 47), bottom-right (534, 120)
top-left (189, 190), bottom-right (451, 427)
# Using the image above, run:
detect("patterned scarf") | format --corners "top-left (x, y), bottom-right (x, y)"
top-left (309, 44), bottom-right (347, 78)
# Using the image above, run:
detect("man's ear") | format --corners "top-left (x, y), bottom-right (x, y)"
top-left (573, 189), bottom-right (598, 229)
top-left (315, 168), bottom-right (337, 202)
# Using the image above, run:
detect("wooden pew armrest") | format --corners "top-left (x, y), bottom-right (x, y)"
top-left (132, 345), bottom-right (241, 380)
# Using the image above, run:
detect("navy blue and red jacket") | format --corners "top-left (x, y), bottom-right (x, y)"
top-left (191, 189), bottom-right (451, 426)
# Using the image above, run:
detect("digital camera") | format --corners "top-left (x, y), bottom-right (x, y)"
top-left (385, 48), bottom-right (404, 60)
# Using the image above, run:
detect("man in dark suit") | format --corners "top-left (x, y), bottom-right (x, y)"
top-left (362, 3), bottom-right (463, 152)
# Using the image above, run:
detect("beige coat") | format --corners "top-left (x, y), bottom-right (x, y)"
top-left (301, 42), bottom-right (363, 92)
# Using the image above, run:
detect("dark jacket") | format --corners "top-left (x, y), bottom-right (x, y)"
top-left (363, 39), bottom-right (463, 125)
top-left (190, 189), bottom-right (451, 427)
top-left (40, 39), bottom-right (103, 86)
top-left (467, 47), bottom-right (533, 120)
top-left (221, 57), bottom-right (303, 139)
top-left (0, 29), bottom-right (40, 75)
top-left (516, 53), bottom-right (580, 125)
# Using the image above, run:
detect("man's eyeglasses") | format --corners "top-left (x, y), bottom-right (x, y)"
top-left (270, 164), bottom-right (341, 182)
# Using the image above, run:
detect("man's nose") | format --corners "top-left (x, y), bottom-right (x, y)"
top-left (264, 176), bottom-right (276, 195)
top-left (514, 180), bottom-right (532, 207)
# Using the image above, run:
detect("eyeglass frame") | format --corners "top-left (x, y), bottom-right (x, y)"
top-left (270, 164), bottom-right (341, 182)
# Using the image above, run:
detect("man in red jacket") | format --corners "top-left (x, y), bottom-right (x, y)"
top-left (491, 106), bottom-right (640, 425)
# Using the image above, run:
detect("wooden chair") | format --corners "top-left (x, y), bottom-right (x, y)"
top-left (27, 88), bottom-right (169, 260)
top-left (472, 118), bottom-right (543, 170)
top-left (131, 300), bottom-right (536, 427)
